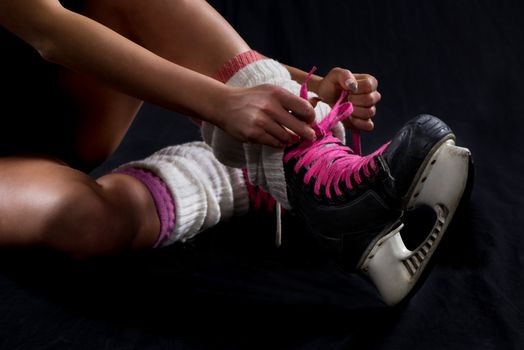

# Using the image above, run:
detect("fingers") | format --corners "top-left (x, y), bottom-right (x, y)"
top-left (334, 68), bottom-right (358, 93)
top-left (352, 105), bottom-right (377, 118)
top-left (315, 69), bottom-right (380, 131)
top-left (277, 89), bottom-right (317, 141)
top-left (350, 105), bottom-right (377, 130)
top-left (349, 91), bottom-right (381, 107)
top-left (227, 85), bottom-right (318, 147)
top-left (243, 117), bottom-right (295, 148)
top-left (279, 88), bottom-right (316, 124)
top-left (257, 132), bottom-right (288, 148)
top-left (352, 74), bottom-right (378, 94)
top-left (344, 103), bottom-right (377, 131)
top-left (245, 86), bottom-right (316, 145)
top-left (264, 119), bottom-right (297, 146)
top-left (342, 116), bottom-right (375, 131)
top-left (247, 115), bottom-right (307, 148)
top-left (347, 74), bottom-right (380, 129)
top-left (276, 108), bottom-right (316, 141)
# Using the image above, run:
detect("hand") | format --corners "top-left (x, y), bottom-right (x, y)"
top-left (316, 68), bottom-right (381, 131)
top-left (216, 84), bottom-right (317, 147)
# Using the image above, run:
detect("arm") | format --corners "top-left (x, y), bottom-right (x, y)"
top-left (0, 0), bottom-right (316, 146)
top-left (283, 64), bottom-right (325, 95)
top-left (0, 0), bottom-right (225, 122)
top-left (283, 64), bottom-right (357, 96)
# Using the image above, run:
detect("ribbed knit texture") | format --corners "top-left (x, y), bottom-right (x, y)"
top-left (202, 52), bottom-right (345, 209)
top-left (213, 50), bottom-right (264, 83)
top-left (113, 167), bottom-right (175, 247)
top-left (117, 142), bottom-right (249, 246)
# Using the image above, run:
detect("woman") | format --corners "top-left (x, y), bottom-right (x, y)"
top-left (0, 0), bottom-right (380, 258)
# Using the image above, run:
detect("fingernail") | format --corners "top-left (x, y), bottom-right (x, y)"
top-left (345, 78), bottom-right (358, 93)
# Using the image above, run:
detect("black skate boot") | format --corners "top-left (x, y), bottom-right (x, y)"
top-left (285, 77), bottom-right (472, 305)
top-left (358, 114), bottom-right (472, 305)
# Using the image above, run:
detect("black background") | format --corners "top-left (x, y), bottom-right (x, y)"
top-left (1, 1), bottom-right (524, 349)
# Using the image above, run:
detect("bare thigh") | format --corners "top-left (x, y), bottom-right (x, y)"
top-left (0, 0), bottom-right (250, 256)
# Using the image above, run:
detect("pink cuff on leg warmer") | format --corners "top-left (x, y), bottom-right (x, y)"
top-left (213, 50), bottom-right (264, 83)
top-left (113, 168), bottom-right (176, 248)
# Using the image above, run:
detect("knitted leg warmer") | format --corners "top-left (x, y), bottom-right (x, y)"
top-left (116, 141), bottom-right (249, 247)
top-left (201, 50), bottom-right (345, 209)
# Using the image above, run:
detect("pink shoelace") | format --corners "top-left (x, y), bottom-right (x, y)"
top-left (243, 168), bottom-right (278, 212)
top-left (283, 67), bottom-right (390, 199)
top-left (254, 67), bottom-right (389, 246)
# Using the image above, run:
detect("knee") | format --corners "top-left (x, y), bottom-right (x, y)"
top-left (41, 182), bottom-right (132, 259)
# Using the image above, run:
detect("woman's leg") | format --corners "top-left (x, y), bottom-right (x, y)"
top-left (0, 1), bottom-right (256, 256)
top-left (0, 156), bottom-right (159, 258)
top-left (61, 0), bottom-right (250, 168)
top-left (83, 0), bottom-right (250, 76)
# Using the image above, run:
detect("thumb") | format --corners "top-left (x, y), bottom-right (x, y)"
top-left (340, 69), bottom-right (358, 93)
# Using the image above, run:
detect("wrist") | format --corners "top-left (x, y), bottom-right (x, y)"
top-left (198, 83), bottom-right (232, 129)
top-left (307, 74), bottom-right (323, 95)
top-left (284, 63), bottom-right (323, 95)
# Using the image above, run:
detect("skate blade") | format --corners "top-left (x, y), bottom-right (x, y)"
top-left (359, 140), bottom-right (471, 305)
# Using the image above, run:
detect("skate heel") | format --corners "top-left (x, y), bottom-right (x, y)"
top-left (359, 140), bottom-right (471, 305)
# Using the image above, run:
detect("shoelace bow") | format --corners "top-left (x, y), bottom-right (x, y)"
top-left (284, 67), bottom-right (388, 199)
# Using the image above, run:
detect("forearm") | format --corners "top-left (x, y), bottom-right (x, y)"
top-left (282, 64), bottom-right (323, 95)
top-left (48, 8), bottom-right (230, 123)
top-left (1, 1), bottom-right (227, 124)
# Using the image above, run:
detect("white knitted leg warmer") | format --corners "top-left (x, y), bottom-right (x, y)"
top-left (201, 57), bottom-right (345, 209)
top-left (118, 141), bottom-right (249, 246)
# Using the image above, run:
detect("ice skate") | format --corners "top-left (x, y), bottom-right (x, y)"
top-left (285, 81), bottom-right (472, 305)
top-left (360, 114), bottom-right (472, 305)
